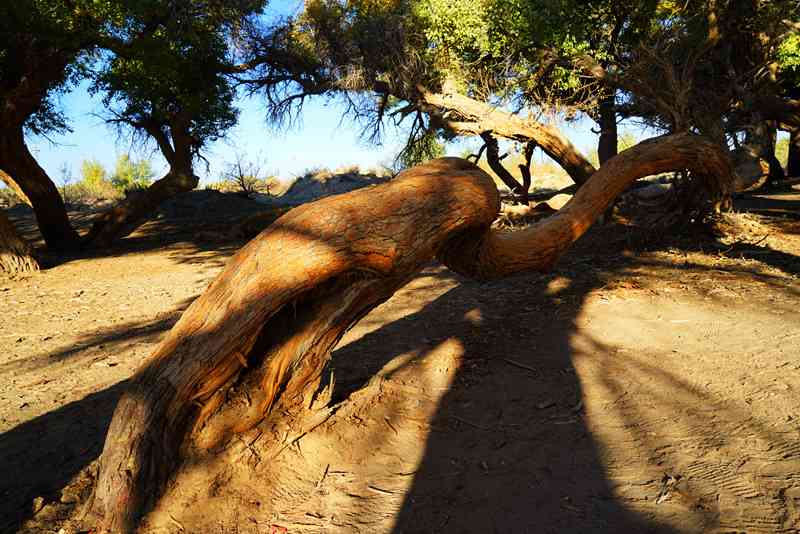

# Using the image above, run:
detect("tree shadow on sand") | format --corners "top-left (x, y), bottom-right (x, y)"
top-left (325, 222), bottom-right (799, 533)
top-left (0, 383), bottom-right (125, 534)
top-left (0, 302), bottom-right (192, 532)
top-left (5, 216), bottom-right (799, 533)
top-left (324, 243), bottom-right (676, 532)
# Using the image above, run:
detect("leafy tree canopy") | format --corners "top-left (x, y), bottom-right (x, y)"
top-left (0, 0), bottom-right (112, 134)
top-left (93, 1), bottom-right (267, 165)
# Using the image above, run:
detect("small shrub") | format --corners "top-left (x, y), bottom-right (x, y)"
top-left (0, 187), bottom-right (21, 208)
top-left (110, 154), bottom-right (154, 193)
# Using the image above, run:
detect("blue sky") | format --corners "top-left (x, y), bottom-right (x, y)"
top-left (29, 86), bottom-right (414, 184)
top-left (15, 0), bottom-right (792, 189)
top-left (29, 83), bottom-right (615, 186)
top-left (24, 0), bottom-right (613, 186)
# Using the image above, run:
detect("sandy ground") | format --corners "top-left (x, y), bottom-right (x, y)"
top-left (1, 190), bottom-right (800, 533)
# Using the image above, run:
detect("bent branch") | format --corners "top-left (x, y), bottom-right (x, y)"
top-left (84, 169), bottom-right (199, 247)
top-left (416, 87), bottom-right (596, 186)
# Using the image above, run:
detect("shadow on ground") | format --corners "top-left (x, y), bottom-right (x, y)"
top-left (0, 305), bottom-right (186, 533)
top-left (735, 187), bottom-right (800, 220)
top-left (5, 202), bottom-right (247, 271)
top-left (324, 217), bottom-right (799, 533)
top-left (325, 232), bottom-right (685, 532)
top-left (0, 382), bottom-right (125, 534)
top-left (3, 188), bottom-right (799, 533)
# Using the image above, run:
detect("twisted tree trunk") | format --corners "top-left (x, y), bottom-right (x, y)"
top-left (87, 133), bottom-right (734, 532)
top-left (84, 121), bottom-right (200, 248)
top-left (0, 209), bottom-right (38, 274)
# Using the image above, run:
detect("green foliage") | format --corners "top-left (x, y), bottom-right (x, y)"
top-left (75, 159), bottom-right (119, 200)
top-left (777, 33), bottom-right (800, 91)
top-left (0, 0), bottom-right (103, 134)
top-left (93, 1), bottom-right (266, 159)
top-left (619, 132), bottom-right (639, 151)
top-left (80, 159), bottom-right (108, 187)
top-left (776, 137), bottom-right (789, 169)
top-left (75, 154), bottom-right (154, 200)
top-left (110, 154), bottom-right (154, 191)
top-left (413, 0), bottom-right (490, 64)
top-left (397, 130), bottom-right (445, 169)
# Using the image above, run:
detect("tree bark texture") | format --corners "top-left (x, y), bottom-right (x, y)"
top-left (417, 89), bottom-right (597, 186)
top-left (0, 128), bottom-right (80, 251)
top-left (88, 133), bottom-right (735, 532)
top-left (0, 209), bottom-right (38, 274)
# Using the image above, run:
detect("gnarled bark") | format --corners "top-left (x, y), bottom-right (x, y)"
top-left (0, 209), bottom-right (38, 274)
top-left (88, 133), bottom-right (734, 532)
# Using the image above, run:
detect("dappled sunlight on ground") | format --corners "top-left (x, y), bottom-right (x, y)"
top-left (2, 189), bottom-right (800, 532)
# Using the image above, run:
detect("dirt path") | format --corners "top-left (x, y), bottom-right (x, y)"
top-left (2, 193), bottom-right (800, 533)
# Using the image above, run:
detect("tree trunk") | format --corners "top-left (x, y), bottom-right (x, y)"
top-left (0, 209), bottom-right (38, 274)
top-left (0, 128), bottom-right (80, 251)
top-left (745, 120), bottom-right (785, 184)
top-left (597, 93), bottom-right (618, 165)
top-left (84, 168), bottom-right (199, 247)
top-left (87, 133), bottom-right (734, 532)
top-left (479, 132), bottom-right (528, 204)
top-left (417, 89), bottom-right (597, 186)
top-left (596, 93), bottom-right (618, 222)
top-left (788, 129), bottom-right (800, 178)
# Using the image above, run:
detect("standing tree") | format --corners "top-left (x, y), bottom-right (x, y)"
top-left (84, 0), bottom-right (259, 246)
top-left (0, 0), bottom-right (99, 250)
top-left (1, 1), bottom-right (267, 251)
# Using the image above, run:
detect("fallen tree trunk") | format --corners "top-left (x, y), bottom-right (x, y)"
top-left (87, 133), bottom-right (734, 532)
top-left (0, 209), bottom-right (38, 274)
